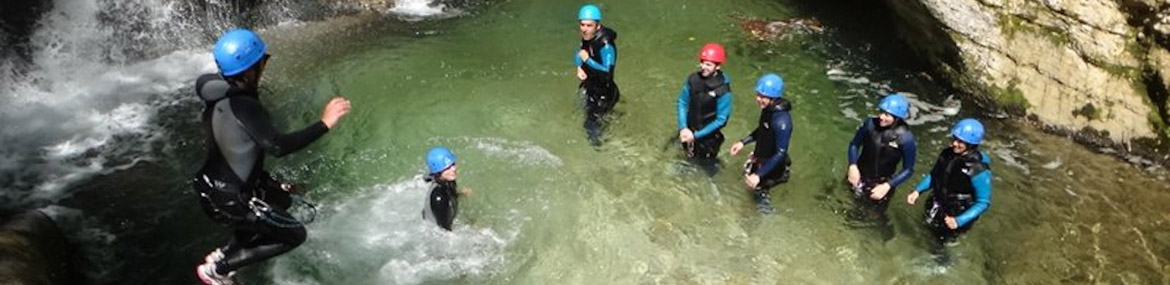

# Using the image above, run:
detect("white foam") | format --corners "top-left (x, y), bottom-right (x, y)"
top-left (386, 0), bottom-right (460, 20)
top-left (268, 177), bottom-right (518, 284)
top-left (0, 0), bottom-right (220, 207)
top-left (459, 137), bottom-right (563, 167)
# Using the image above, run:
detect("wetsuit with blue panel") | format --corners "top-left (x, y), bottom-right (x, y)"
top-left (915, 148), bottom-right (992, 243)
top-left (847, 118), bottom-right (917, 205)
top-left (575, 25), bottom-right (619, 141)
top-left (677, 71), bottom-right (732, 159)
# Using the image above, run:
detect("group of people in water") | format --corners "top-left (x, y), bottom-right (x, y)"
top-left (188, 4), bottom-right (993, 284)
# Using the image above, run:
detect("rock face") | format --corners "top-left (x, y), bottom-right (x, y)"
top-left (883, 0), bottom-right (1170, 144)
top-left (0, 210), bottom-right (75, 285)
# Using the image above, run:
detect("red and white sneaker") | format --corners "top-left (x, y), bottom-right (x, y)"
top-left (196, 262), bottom-right (235, 285)
top-left (204, 248), bottom-right (225, 264)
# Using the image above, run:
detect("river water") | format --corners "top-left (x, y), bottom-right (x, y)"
top-left (4, 0), bottom-right (1169, 284)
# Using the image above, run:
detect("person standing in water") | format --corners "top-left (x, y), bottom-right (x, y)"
top-left (192, 28), bottom-right (351, 285)
top-left (574, 4), bottom-right (619, 145)
top-left (907, 118), bottom-right (992, 246)
top-left (729, 74), bottom-right (791, 214)
top-left (845, 94), bottom-right (917, 213)
top-left (677, 43), bottom-right (732, 172)
top-left (422, 147), bottom-right (471, 231)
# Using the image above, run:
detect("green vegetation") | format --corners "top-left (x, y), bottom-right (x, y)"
top-left (989, 82), bottom-right (1031, 113)
top-left (1072, 103), bottom-right (1103, 121)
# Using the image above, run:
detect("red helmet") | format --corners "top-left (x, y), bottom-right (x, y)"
top-left (698, 43), bottom-right (726, 64)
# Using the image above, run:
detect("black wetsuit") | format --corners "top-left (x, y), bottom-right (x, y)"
top-left (579, 26), bottom-right (619, 115)
top-left (422, 179), bottom-right (459, 231)
top-left (741, 99), bottom-right (794, 193)
top-left (918, 148), bottom-right (993, 243)
top-left (577, 26), bottom-right (618, 145)
top-left (846, 118), bottom-right (917, 207)
top-left (192, 73), bottom-right (326, 275)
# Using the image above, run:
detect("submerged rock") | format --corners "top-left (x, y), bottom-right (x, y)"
top-left (739, 17), bottom-right (825, 41)
top-left (0, 210), bottom-right (76, 285)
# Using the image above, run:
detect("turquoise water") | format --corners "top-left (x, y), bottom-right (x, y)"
top-left (45, 0), bottom-right (1169, 284)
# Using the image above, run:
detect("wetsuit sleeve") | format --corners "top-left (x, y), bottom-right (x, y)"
top-left (694, 93), bottom-right (732, 139)
top-left (757, 112), bottom-right (793, 175)
top-left (889, 131), bottom-right (917, 187)
top-left (740, 132), bottom-right (756, 145)
top-left (677, 83), bottom-right (690, 130)
top-left (846, 121), bottom-right (868, 164)
top-left (429, 189), bottom-right (453, 231)
top-left (582, 44), bottom-right (614, 73)
top-left (956, 170), bottom-right (992, 226)
top-left (231, 97), bottom-right (329, 158)
top-left (915, 174), bottom-right (932, 193)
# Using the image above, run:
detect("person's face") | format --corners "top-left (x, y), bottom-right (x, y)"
top-left (579, 20), bottom-right (598, 40)
top-left (439, 164), bottom-right (458, 181)
top-left (238, 55), bottom-right (270, 91)
top-left (755, 95), bottom-right (772, 109)
top-left (951, 138), bottom-right (969, 154)
top-left (878, 112), bottom-right (896, 127)
top-left (699, 61), bottom-right (720, 77)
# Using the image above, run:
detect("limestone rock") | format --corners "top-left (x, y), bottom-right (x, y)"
top-left (887, 0), bottom-right (1162, 142)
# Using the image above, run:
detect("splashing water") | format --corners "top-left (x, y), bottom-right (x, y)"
top-left (267, 178), bottom-right (518, 285)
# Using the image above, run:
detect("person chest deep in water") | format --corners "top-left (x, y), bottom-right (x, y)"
top-left (421, 147), bottom-right (471, 231)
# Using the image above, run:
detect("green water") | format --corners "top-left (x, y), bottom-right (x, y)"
top-left (68, 0), bottom-right (1170, 283)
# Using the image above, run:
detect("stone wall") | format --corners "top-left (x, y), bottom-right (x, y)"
top-left (884, 0), bottom-right (1170, 145)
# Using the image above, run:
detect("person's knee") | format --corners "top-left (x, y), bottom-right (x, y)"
top-left (287, 226), bottom-right (307, 247)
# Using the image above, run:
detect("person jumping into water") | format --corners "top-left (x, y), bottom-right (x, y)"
top-left (192, 28), bottom-right (351, 284)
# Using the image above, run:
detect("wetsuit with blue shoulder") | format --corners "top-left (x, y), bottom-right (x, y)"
top-left (573, 4), bottom-right (619, 145)
top-left (677, 43), bottom-right (732, 160)
top-left (908, 118), bottom-right (992, 244)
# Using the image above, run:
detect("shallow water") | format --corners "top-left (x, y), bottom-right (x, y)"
top-left (15, 0), bottom-right (1170, 284)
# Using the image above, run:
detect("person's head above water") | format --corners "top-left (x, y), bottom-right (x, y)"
top-left (697, 43), bottom-right (725, 77)
top-left (426, 147), bottom-right (458, 181)
top-left (877, 93), bottom-right (910, 127)
top-left (214, 28), bottom-right (269, 91)
top-left (578, 4), bottom-right (602, 41)
top-left (754, 73), bottom-right (784, 108)
top-left (950, 118), bottom-right (984, 153)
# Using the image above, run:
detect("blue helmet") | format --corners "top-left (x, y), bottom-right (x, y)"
top-left (879, 93), bottom-right (910, 119)
top-left (213, 29), bottom-right (267, 76)
top-left (426, 147), bottom-right (457, 174)
top-left (951, 118), bottom-right (985, 145)
top-left (755, 73), bottom-right (785, 99)
top-left (578, 4), bottom-right (601, 21)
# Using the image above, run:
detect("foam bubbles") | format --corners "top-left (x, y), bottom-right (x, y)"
top-left (267, 177), bottom-right (517, 284)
